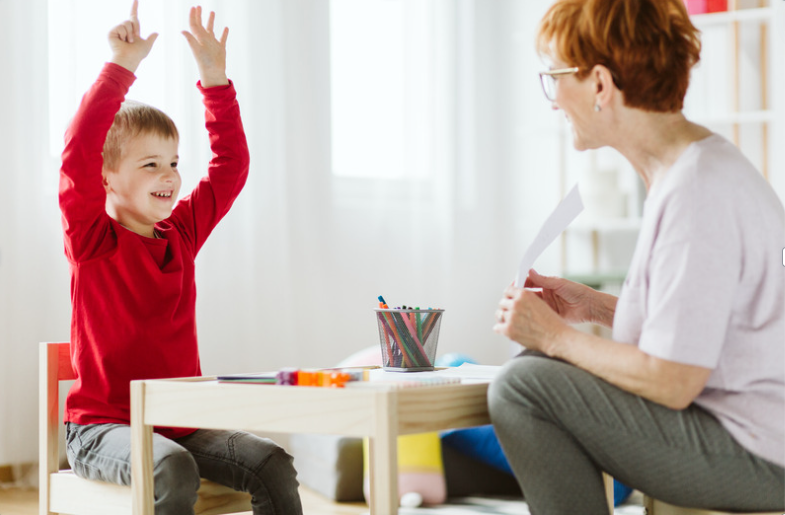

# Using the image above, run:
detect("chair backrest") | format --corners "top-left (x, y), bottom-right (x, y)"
top-left (39, 342), bottom-right (72, 489)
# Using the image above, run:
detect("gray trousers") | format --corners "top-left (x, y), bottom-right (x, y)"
top-left (66, 423), bottom-right (303, 515)
top-left (487, 352), bottom-right (785, 515)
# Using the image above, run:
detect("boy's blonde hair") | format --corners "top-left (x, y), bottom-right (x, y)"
top-left (102, 100), bottom-right (179, 171)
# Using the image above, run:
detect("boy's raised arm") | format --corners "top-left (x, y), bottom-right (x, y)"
top-left (60, 0), bottom-right (157, 261)
top-left (169, 7), bottom-right (248, 254)
top-left (181, 6), bottom-right (229, 88)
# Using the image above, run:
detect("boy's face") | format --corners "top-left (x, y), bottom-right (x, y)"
top-left (103, 132), bottom-right (181, 238)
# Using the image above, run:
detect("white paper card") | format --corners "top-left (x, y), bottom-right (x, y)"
top-left (514, 184), bottom-right (584, 287)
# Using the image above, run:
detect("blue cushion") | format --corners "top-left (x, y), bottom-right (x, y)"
top-left (614, 480), bottom-right (634, 505)
top-left (441, 425), bottom-right (513, 475)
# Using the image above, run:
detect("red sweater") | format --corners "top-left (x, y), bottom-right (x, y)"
top-left (60, 63), bottom-right (249, 439)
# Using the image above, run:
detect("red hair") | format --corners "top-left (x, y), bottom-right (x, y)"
top-left (537, 0), bottom-right (701, 112)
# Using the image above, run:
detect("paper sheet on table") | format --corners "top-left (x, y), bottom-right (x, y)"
top-left (367, 363), bottom-right (502, 384)
top-left (514, 184), bottom-right (584, 287)
top-left (434, 363), bottom-right (502, 382)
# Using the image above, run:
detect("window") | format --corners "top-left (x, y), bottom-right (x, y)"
top-left (330, 0), bottom-right (435, 180)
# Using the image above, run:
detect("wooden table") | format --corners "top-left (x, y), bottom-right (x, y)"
top-left (129, 377), bottom-right (492, 515)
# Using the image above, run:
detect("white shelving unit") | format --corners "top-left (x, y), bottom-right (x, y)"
top-left (685, 0), bottom-right (782, 185)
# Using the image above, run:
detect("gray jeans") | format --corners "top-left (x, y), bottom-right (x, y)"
top-left (65, 423), bottom-right (303, 515)
top-left (488, 352), bottom-right (785, 515)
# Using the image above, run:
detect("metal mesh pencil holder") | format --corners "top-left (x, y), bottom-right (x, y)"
top-left (374, 309), bottom-right (444, 371)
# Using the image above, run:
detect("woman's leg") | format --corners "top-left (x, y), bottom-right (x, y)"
top-left (487, 352), bottom-right (785, 515)
top-left (175, 429), bottom-right (303, 515)
top-left (66, 422), bottom-right (200, 514)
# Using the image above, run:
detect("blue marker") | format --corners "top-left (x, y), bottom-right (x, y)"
top-left (378, 295), bottom-right (387, 305)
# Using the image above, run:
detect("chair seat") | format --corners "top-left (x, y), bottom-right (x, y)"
top-left (644, 495), bottom-right (784, 515)
top-left (47, 470), bottom-right (252, 515)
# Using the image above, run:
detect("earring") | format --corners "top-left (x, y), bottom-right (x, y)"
top-left (594, 104), bottom-right (601, 112)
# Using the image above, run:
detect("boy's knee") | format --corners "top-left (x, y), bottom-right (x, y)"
top-left (251, 446), bottom-right (302, 514)
top-left (154, 449), bottom-right (200, 507)
top-left (258, 446), bottom-right (297, 484)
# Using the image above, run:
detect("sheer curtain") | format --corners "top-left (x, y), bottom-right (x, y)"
top-left (0, 0), bottom-right (561, 467)
top-left (0, 0), bottom-right (72, 469)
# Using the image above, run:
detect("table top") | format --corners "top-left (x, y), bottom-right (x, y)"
top-left (135, 375), bottom-right (492, 437)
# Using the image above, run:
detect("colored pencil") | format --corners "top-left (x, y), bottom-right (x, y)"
top-left (398, 311), bottom-right (430, 366)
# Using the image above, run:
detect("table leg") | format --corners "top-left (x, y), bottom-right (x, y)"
top-left (369, 390), bottom-right (399, 515)
top-left (131, 381), bottom-right (155, 515)
top-left (602, 472), bottom-right (614, 514)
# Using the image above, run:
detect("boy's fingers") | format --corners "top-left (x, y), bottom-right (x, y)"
top-left (220, 26), bottom-right (229, 46)
top-left (146, 32), bottom-right (159, 48)
top-left (189, 6), bottom-right (205, 36)
top-left (181, 30), bottom-right (198, 51)
top-left (206, 11), bottom-right (215, 33)
top-left (121, 21), bottom-right (135, 42)
top-left (115, 24), bottom-right (130, 43)
top-left (130, 0), bottom-right (138, 20)
top-left (132, 18), bottom-right (141, 39)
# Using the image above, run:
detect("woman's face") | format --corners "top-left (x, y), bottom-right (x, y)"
top-left (548, 58), bottom-right (600, 151)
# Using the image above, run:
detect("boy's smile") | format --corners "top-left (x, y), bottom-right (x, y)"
top-left (103, 132), bottom-right (181, 238)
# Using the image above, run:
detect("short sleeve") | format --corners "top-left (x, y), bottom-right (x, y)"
top-left (638, 170), bottom-right (742, 368)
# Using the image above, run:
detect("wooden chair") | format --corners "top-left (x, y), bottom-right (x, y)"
top-left (604, 473), bottom-right (781, 515)
top-left (642, 497), bottom-right (783, 515)
top-left (39, 341), bottom-right (252, 515)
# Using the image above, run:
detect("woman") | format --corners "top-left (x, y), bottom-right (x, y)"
top-left (488, 0), bottom-right (785, 513)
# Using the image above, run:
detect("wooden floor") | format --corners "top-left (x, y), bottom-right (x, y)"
top-left (0, 485), bottom-right (368, 515)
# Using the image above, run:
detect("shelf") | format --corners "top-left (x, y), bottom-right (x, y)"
top-left (564, 272), bottom-right (628, 288)
top-left (691, 7), bottom-right (774, 27)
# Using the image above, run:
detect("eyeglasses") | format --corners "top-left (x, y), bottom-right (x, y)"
top-left (539, 67), bottom-right (579, 102)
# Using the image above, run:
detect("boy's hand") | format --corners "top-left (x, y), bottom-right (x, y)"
top-left (108, 0), bottom-right (158, 74)
top-left (182, 6), bottom-right (229, 88)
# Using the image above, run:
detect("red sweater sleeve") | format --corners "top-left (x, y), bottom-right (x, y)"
top-left (166, 80), bottom-right (250, 254)
top-left (59, 63), bottom-right (136, 263)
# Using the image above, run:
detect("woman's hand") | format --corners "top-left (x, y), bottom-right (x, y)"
top-left (525, 269), bottom-right (617, 327)
top-left (523, 269), bottom-right (594, 323)
top-left (493, 284), bottom-right (572, 355)
top-left (182, 6), bottom-right (229, 88)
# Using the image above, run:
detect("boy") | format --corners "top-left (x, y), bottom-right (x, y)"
top-left (58, 2), bottom-right (303, 513)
